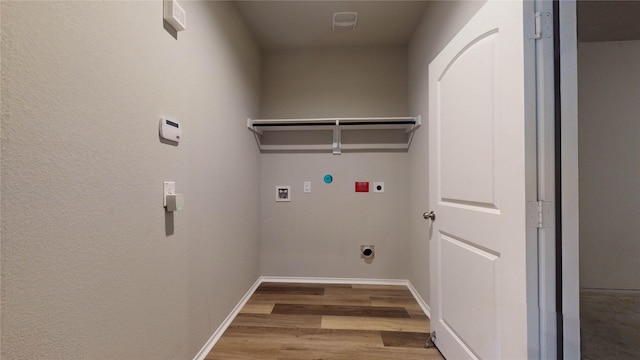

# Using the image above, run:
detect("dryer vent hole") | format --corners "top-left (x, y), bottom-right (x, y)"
top-left (360, 245), bottom-right (375, 261)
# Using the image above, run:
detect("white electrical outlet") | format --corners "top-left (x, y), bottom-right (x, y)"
top-left (373, 182), bottom-right (384, 193)
top-left (304, 181), bottom-right (311, 193)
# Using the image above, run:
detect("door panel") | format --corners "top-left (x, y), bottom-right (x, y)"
top-left (439, 31), bottom-right (498, 209)
top-left (428, 1), bottom-right (536, 359)
top-left (439, 233), bottom-right (499, 360)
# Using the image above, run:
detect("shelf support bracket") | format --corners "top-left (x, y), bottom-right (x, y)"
top-left (247, 118), bottom-right (264, 151)
top-left (332, 119), bottom-right (341, 155)
top-left (247, 118), bottom-right (263, 135)
top-left (408, 115), bottom-right (421, 133)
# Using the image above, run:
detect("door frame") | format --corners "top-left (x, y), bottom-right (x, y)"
top-left (538, 1), bottom-right (581, 357)
top-left (534, 0), bottom-right (559, 357)
top-left (558, 0), bottom-right (581, 358)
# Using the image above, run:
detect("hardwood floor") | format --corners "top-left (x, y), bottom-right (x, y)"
top-left (206, 282), bottom-right (445, 359)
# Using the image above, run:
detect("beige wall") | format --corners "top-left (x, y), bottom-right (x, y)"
top-left (407, 0), bottom-right (486, 304)
top-left (258, 46), bottom-right (410, 278)
top-left (260, 153), bottom-right (410, 278)
top-left (577, 1), bottom-right (640, 42)
top-left (1, 2), bottom-right (261, 359)
top-left (578, 40), bottom-right (640, 290)
top-left (261, 46), bottom-right (408, 118)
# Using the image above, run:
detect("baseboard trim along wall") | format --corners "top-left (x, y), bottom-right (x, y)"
top-left (405, 281), bottom-right (431, 319)
top-left (580, 288), bottom-right (640, 296)
top-left (260, 276), bottom-right (407, 286)
top-left (192, 276), bottom-right (431, 360)
top-left (191, 277), bottom-right (263, 360)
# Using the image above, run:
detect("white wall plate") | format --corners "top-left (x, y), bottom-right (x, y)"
top-left (373, 182), bottom-right (384, 193)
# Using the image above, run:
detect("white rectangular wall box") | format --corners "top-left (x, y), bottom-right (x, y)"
top-left (163, 0), bottom-right (187, 32)
top-left (166, 194), bottom-right (184, 212)
top-left (303, 181), bottom-right (311, 193)
top-left (159, 118), bottom-right (182, 143)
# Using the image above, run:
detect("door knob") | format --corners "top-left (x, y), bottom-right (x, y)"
top-left (423, 211), bottom-right (436, 221)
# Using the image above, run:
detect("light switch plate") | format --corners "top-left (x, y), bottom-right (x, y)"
top-left (304, 181), bottom-right (311, 193)
top-left (164, 181), bottom-right (176, 206)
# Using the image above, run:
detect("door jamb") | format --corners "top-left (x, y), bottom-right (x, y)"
top-left (532, 0), bottom-right (559, 357)
top-left (558, 0), bottom-right (581, 358)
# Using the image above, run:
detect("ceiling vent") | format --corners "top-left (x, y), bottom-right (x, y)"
top-left (332, 12), bottom-right (358, 31)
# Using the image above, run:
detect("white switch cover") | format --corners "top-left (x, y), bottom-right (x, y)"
top-left (373, 182), bottom-right (384, 193)
top-left (304, 181), bottom-right (311, 193)
top-left (164, 181), bottom-right (176, 206)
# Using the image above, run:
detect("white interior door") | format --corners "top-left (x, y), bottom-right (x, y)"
top-left (428, 1), bottom-right (537, 359)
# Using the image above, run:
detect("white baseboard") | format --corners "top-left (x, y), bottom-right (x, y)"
top-left (406, 281), bottom-right (431, 318)
top-left (192, 277), bottom-right (262, 360)
top-left (580, 287), bottom-right (640, 297)
top-left (259, 276), bottom-right (409, 286)
top-left (192, 276), bottom-right (431, 360)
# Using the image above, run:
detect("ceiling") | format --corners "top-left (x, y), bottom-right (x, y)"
top-left (235, 1), bottom-right (430, 50)
top-left (235, 1), bottom-right (640, 49)
top-left (578, 0), bottom-right (640, 42)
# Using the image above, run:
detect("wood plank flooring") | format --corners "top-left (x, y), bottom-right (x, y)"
top-left (206, 282), bottom-right (445, 359)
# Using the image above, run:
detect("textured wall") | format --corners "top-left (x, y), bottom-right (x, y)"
top-left (1, 1), bottom-right (260, 359)
top-left (578, 41), bottom-right (640, 290)
top-left (261, 46), bottom-right (408, 118)
top-left (407, 0), bottom-right (486, 306)
top-left (260, 153), bottom-right (410, 278)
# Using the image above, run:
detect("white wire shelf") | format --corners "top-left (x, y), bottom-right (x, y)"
top-left (247, 116), bottom-right (421, 155)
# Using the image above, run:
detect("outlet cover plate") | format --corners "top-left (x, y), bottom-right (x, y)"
top-left (373, 182), bottom-right (384, 193)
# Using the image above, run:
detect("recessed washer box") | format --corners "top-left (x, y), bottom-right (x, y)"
top-left (276, 186), bottom-right (291, 202)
